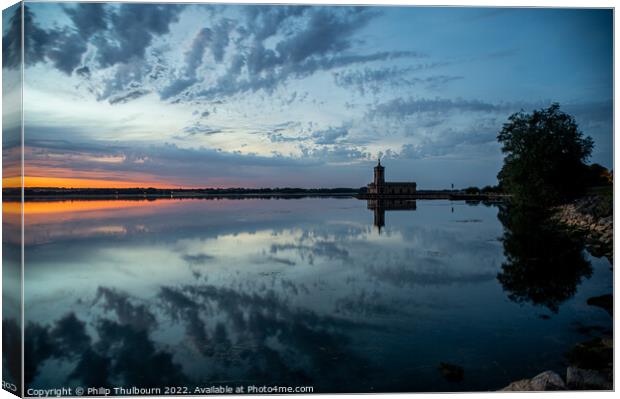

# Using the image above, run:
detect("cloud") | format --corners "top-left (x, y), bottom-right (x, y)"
top-left (371, 99), bottom-right (612, 161)
top-left (158, 77), bottom-right (196, 101)
top-left (75, 65), bottom-right (91, 77)
top-left (185, 21), bottom-right (234, 69)
top-left (37, 3), bottom-right (108, 74)
top-left (2, 5), bottom-right (22, 69)
top-left (5, 3), bottom-right (183, 85)
top-left (64, 3), bottom-right (108, 41)
top-left (193, 50), bottom-right (423, 101)
top-left (300, 144), bottom-right (370, 163)
top-left (93, 4), bottom-right (183, 68)
top-left (311, 125), bottom-right (349, 145)
top-left (27, 137), bottom-right (127, 154)
top-left (160, 20), bottom-right (235, 99)
top-left (274, 7), bottom-right (377, 63)
top-left (108, 89), bottom-right (150, 105)
top-left (334, 67), bottom-right (463, 95)
top-left (269, 133), bottom-right (306, 143)
top-left (25, 137), bottom-right (329, 186)
top-left (243, 5), bottom-right (310, 42)
top-left (10, 4), bottom-right (425, 105)
top-left (182, 123), bottom-right (223, 136)
top-left (163, 6), bottom-right (424, 101)
top-left (368, 97), bottom-right (505, 120)
top-left (393, 120), bottom-right (501, 160)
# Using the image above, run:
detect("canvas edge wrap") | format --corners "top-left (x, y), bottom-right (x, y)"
top-left (2, 1), bottom-right (24, 397)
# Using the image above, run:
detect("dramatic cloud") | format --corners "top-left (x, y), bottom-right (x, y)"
top-left (4, 3), bottom-right (427, 105)
top-left (159, 20), bottom-right (235, 99)
top-left (94, 4), bottom-right (183, 67)
top-left (161, 6), bottom-right (424, 101)
top-left (6, 4), bottom-right (183, 75)
top-left (2, 4), bottom-right (21, 69)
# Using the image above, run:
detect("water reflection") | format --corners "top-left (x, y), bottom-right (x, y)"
top-left (496, 204), bottom-right (593, 312)
top-left (24, 308), bottom-right (187, 389)
top-left (366, 199), bottom-right (417, 232)
top-left (21, 198), bottom-right (611, 393)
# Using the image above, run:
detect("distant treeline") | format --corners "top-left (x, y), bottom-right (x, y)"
top-left (3, 186), bottom-right (518, 199)
top-left (4, 187), bottom-right (363, 197)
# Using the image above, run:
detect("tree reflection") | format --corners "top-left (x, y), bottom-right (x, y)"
top-left (497, 204), bottom-right (592, 312)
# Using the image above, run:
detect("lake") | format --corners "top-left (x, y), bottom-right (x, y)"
top-left (11, 197), bottom-right (612, 392)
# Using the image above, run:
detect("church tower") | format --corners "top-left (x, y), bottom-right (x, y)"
top-left (374, 159), bottom-right (385, 186)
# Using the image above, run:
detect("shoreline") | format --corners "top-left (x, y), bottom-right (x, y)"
top-left (2, 193), bottom-right (359, 202)
top-left (2, 190), bottom-right (509, 202)
top-left (502, 191), bottom-right (613, 391)
top-left (552, 193), bottom-right (613, 262)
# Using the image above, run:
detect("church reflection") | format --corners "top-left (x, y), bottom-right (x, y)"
top-left (366, 199), bottom-right (417, 232)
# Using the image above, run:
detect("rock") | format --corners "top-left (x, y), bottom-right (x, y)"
top-left (438, 362), bottom-right (464, 382)
top-left (501, 371), bottom-right (566, 391)
top-left (501, 380), bottom-right (532, 391)
top-left (566, 337), bottom-right (613, 371)
top-left (566, 367), bottom-right (612, 390)
top-left (529, 371), bottom-right (567, 390)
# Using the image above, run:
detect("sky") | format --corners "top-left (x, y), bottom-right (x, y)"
top-left (1, 2), bottom-right (613, 189)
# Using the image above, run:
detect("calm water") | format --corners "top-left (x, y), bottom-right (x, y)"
top-left (14, 197), bottom-right (612, 392)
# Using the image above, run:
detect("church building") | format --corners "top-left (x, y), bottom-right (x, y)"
top-left (366, 160), bottom-right (417, 196)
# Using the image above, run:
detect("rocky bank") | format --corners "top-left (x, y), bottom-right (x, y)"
top-left (552, 194), bottom-right (613, 262)
top-left (501, 366), bottom-right (612, 391)
top-left (501, 193), bottom-right (614, 391)
top-left (500, 335), bottom-right (613, 391)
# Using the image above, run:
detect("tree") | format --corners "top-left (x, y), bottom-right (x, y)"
top-left (463, 186), bottom-right (480, 194)
top-left (497, 103), bottom-right (594, 206)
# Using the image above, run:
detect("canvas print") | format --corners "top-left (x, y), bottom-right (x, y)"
top-left (1, 1), bottom-right (614, 396)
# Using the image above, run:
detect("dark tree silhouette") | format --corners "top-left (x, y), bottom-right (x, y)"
top-left (497, 103), bottom-right (594, 206)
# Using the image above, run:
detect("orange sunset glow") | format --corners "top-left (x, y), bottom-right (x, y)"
top-left (3, 176), bottom-right (182, 189)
